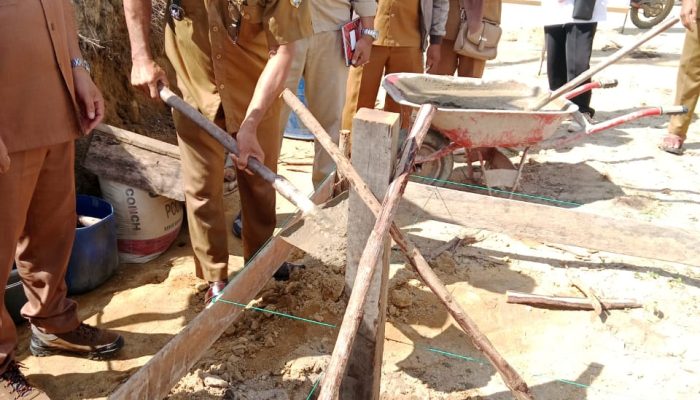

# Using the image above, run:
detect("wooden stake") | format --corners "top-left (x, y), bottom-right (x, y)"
top-left (283, 90), bottom-right (535, 400)
top-left (318, 105), bottom-right (436, 400)
top-left (507, 291), bottom-right (642, 310)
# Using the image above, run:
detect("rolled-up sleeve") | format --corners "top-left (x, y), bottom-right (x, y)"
top-left (262, 0), bottom-right (313, 45)
top-left (431, 0), bottom-right (448, 37)
top-left (352, 0), bottom-right (377, 17)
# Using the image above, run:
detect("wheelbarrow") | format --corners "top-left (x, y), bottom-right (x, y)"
top-left (382, 73), bottom-right (686, 192)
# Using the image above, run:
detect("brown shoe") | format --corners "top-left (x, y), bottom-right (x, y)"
top-left (0, 361), bottom-right (50, 400)
top-left (205, 280), bottom-right (228, 307)
top-left (29, 323), bottom-right (124, 360)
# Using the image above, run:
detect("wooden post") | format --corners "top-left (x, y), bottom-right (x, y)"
top-left (339, 108), bottom-right (399, 399)
top-left (282, 90), bottom-right (535, 399)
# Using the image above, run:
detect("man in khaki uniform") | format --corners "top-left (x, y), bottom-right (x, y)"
top-left (124, 0), bottom-right (312, 302)
top-left (0, 1), bottom-right (124, 398)
top-left (660, 0), bottom-right (699, 154)
top-left (342, 0), bottom-right (448, 130)
top-left (278, 0), bottom-right (376, 188)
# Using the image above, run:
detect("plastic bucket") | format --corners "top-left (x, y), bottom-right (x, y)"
top-left (65, 195), bottom-right (119, 294)
top-left (284, 78), bottom-right (314, 141)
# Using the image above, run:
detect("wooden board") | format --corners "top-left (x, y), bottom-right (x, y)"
top-left (108, 175), bottom-right (335, 400)
top-left (84, 124), bottom-right (184, 201)
top-left (343, 108), bottom-right (400, 399)
top-left (400, 182), bottom-right (700, 267)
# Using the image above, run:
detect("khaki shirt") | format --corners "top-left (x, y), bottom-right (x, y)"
top-left (164, 0), bottom-right (311, 131)
top-left (311, 0), bottom-right (377, 34)
top-left (375, 0), bottom-right (422, 48)
top-left (0, 0), bottom-right (80, 153)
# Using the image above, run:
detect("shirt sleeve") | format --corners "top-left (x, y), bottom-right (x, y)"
top-left (261, 0), bottom-right (313, 45)
top-left (351, 0), bottom-right (378, 17)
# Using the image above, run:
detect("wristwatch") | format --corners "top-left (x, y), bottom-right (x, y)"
top-left (70, 58), bottom-right (91, 75)
top-left (360, 28), bottom-right (379, 40)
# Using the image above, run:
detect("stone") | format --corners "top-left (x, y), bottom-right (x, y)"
top-left (203, 374), bottom-right (229, 389)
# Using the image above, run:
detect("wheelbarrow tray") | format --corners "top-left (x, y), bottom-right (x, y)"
top-left (383, 73), bottom-right (579, 148)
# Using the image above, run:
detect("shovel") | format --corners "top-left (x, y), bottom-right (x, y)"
top-left (159, 87), bottom-right (331, 229)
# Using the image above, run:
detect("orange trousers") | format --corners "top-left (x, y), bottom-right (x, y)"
top-left (0, 141), bottom-right (81, 374)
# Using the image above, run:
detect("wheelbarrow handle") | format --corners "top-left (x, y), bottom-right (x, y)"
top-left (597, 79), bottom-right (618, 89)
top-left (159, 87), bottom-right (321, 217)
top-left (564, 79), bottom-right (619, 101)
top-left (659, 105), bottom-right (689, 116)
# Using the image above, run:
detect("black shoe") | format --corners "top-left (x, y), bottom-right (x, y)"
top-left (0, 361), bottom-right (50, 399)
top-left (273, 262), bottom-right (305, 281)
top-left (29, 323), bottom-right (124, 360)
top-left (232, 213), bottom-right (242, 239)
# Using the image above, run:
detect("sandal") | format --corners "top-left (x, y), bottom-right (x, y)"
top-left (659, 134), bottom-right (684, 155)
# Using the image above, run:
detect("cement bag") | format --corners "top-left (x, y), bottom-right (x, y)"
top-left (99, 178), bottom-right (183, 263)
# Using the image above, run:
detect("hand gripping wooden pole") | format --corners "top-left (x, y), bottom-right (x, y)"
top-left (159, 87), bottom-right (322, 220)
top-left (282, 89), bottom-right (535, 400)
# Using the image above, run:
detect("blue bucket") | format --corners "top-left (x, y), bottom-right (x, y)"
top-left (284, 78), bottom-right (314, 141)
top-left (65, 195), bottom-right (119, 295)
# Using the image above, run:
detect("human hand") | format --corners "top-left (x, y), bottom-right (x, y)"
top-left (231, 122), bottom-right (264, 174)
top-left (73, 68), bottom-right (105, 133)
top-left (130, 58), bottom-right (169, 99)
top-left (352, 36), bottom-right (373, 67)
top-left (425, 43), bottom-right (441, 72)
top-left (681, 0), bottom-right (697, 31)
top-left (0, 137), bottom-right (10, 174)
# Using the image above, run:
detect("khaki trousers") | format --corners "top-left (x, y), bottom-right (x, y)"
top-left (669, 25), bottom-right (700, 140)
top-left (166, 11), bottom-right (281, 281)
top-left (342, 45), bottom-right (423, 131)
top-left (279, 30), bottom-right (349, 188)
top-left (0, 141), bottom-right (81, 374)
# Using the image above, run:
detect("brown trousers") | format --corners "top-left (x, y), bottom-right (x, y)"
top-left (342, 45), bottom-right (424, 131)
top-left (669, 25), bottom-right (700, 140)
top-left (0, 141), bottom-right (81, 373)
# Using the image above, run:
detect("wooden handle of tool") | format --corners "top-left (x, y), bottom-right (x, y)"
top-left (529, 16), bottom-right (679, 111)
top-left (160, 87), bottom-right (318, 215)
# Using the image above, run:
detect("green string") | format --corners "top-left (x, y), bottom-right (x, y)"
top-left (556, 378), bottom-right (590, 389)
top-left (305, 374), bottom-right (323, 400)
top-left (409, 175), bottom-right (583, 207)
top-left (426, 347), bottom-right (488, 365)
top-left (212, 297), bottom-right (337, 329)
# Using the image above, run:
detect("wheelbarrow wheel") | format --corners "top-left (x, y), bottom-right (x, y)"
top-left (411, 129), bottom-right (454, 185)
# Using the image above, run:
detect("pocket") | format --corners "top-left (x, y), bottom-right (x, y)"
top-left (0, 0), bottom-right (19, 6)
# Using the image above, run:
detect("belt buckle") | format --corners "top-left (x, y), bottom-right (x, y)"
top-left (169, 3), bottom-right (185, 21)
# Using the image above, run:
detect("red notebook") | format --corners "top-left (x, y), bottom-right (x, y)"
top-left (341, 18), bottom-right (363, 67)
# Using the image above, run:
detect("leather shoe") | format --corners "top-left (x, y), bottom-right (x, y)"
top-left (30, 323), bottom-right (124, 360)
top-left (231, 213), bottom-right (242, 239)
top-left (205, 280), bottom-right (228, 307)
top-left (273, 262), bottom-right (305, 281)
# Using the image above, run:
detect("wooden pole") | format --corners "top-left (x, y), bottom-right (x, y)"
top-left (108, 176), bottom-right (335, 400)
top-left (507, 291), bottom-right (642, 310)
top-left (159, 87), bottom-right (320, 218)
top-left (317, 105), bottom-right (435, 399)
top-left (529, 16), bottom-right (679, 110)
top-left (283, 90), bottom-right (535, 399)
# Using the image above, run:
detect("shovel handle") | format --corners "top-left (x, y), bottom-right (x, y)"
top-left (159, 87), bottom-right (319, 216)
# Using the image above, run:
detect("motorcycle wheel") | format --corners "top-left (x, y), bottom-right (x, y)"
top-left (630, 0), bottom-right (675, 29)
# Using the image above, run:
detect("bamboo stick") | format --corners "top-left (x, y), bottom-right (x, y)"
top-left (283, 90), bottom-right (534, 400)
top-left (507, 291), bottom-right (642, 310)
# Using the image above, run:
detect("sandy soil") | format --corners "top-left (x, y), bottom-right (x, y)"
top-left (13, 5), bottom-right (700, 400)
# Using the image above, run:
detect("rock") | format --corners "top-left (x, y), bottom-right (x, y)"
top-left (264, 336), bottom-right (275, 347)
top-left (432, 252), bottom-right (457, 274)
top-left (284, 355), bottom-right (330, 380)
top-left (391, 287), bottom-right (413, 309)
top-left (203, 374), bottom-right (229, 388)
top-left (195, 282), bottom-right (209, 292)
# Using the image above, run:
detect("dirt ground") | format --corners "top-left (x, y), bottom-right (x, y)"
top-left (14, 5), bottom-right (700, 400)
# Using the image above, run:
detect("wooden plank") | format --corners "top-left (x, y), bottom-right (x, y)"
top-left (400, 182), bottom-right (700, 267)
top-left (507, 290), bottom-right (642, 310)
top-left (108, 175), bottom-right (335, 400)
top-left (84, 125), bottom-right (185, 201)
top-left (340, 108), bottom-right (400, 399)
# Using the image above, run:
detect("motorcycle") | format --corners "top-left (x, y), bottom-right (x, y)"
top-left (629, 0), bottom-right (675, 29)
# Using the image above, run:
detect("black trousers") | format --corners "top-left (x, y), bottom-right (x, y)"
top-left (544, 23), bottom-right (598, 116)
